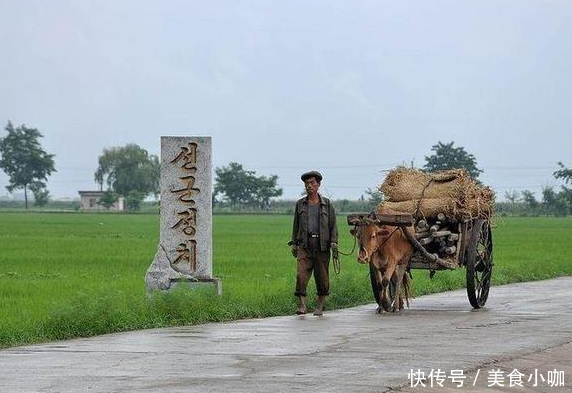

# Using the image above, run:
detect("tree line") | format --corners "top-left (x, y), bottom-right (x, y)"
top-left (0, 121), bottom-right (284, 212)
top-left (1, 120), bottom-right (571, 215)
top-left (501, 162), bottom-right (572, 216)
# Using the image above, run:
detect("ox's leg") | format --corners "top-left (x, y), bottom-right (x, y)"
top-left (391, 264), bottom-right (407, 312)
top-left (390, 274), bottom-right (404, 311)
top-left (374, 268), bottom-right (384, 313)
top-left (370, 256), bottom-right (386, 313)
top-left (381, 263), bottom-right (397, 312)
top-left (403, 273), bottom-right (411, 308)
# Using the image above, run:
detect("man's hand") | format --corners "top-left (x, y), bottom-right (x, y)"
top-left (331, 242), bottom-right (339, 259)
top-left (291, 245), bottom-right (298, 258)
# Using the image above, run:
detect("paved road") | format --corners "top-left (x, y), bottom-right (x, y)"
top-left (1, 278), bottom-right (570, 393)
top-left (398, 341), bottom-right (572, 393)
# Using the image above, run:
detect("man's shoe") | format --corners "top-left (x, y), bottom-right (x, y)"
top-left (314, 295), bottom-right (326, 316)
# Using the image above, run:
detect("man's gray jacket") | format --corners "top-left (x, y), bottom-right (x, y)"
top-left (290, 194), bottom-right (338, 252)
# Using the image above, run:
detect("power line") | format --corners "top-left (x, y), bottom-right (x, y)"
top-left (241, 164), bottom-right (559, 170)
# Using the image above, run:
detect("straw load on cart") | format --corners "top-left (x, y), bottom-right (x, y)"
top-left (378, 167), bottom-right (495, 221)
top-left (376, 167), bottom-right (495, 266)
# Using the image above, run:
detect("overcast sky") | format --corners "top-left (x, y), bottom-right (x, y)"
top-left (0, 0), bottom-right (570, 201)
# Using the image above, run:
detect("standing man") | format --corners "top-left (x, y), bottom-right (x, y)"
top-left (289, 171), bottom-right (338, 316)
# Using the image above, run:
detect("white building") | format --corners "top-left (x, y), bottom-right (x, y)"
top-left (78, 191), bottom-right (124, 211)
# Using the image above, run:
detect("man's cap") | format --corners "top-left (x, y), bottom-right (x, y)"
top-left (301, 170), bottom-right (323, 182)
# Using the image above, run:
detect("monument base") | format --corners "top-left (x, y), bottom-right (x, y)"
top-left (145, 244), bottom-right (222, 295)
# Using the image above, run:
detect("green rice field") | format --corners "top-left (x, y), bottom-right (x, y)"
top-left (0, 212), bottom-right (571, 349)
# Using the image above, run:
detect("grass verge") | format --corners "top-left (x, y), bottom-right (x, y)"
top-left (0, 213), bottom-right (571, 348)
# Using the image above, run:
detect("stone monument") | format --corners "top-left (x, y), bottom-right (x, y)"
top-left (145, 136), bottom-right (221, 294)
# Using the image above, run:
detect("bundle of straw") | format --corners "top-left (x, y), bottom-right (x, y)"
top-left (377, 167), bottom-right (494, 221)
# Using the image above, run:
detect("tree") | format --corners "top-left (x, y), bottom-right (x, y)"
top-left (214, 162), bottom-right (282, 209)
top-left (423, 141), bottom-right (483, 179)
top-left (521, 190), bottom-right (539, 214)
top-left (364, 187), bottom-right (384, 210)
top-left (504, 190), bottom-right (521, 204)
top-left (98, 190), bottom-right (119, 210)
top-left (0, 121), bottom-right (56, 209)
top-left (542, 186), bottom-right (568, 217)
top-left (214, 162), bottom-right (256, 207)
top-left (94, 144), bottom-right (159, 210)
top-left (125, 191), bottom-right (145, 212)
top-left (255, 175), bottom-right (283, 209)
top-left (32, 186), bottom-right (50, 207)
top-left (553, 162), bottom-right (572, 214)
top-left (337, 199), bottom-right (351, 213)
top-left (553, 162), bottom-right (572, 184)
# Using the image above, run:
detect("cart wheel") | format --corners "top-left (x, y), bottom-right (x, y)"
top-left (466, 219), bottom-right (493, 308)
top-left (369, 263), bottom-right (396, 311)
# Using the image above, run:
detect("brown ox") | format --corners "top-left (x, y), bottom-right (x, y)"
top-left (350, 208), bottom-right (414, 313)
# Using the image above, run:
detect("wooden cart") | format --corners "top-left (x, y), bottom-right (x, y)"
top-left (347, 213), bottom-right (493, 309)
